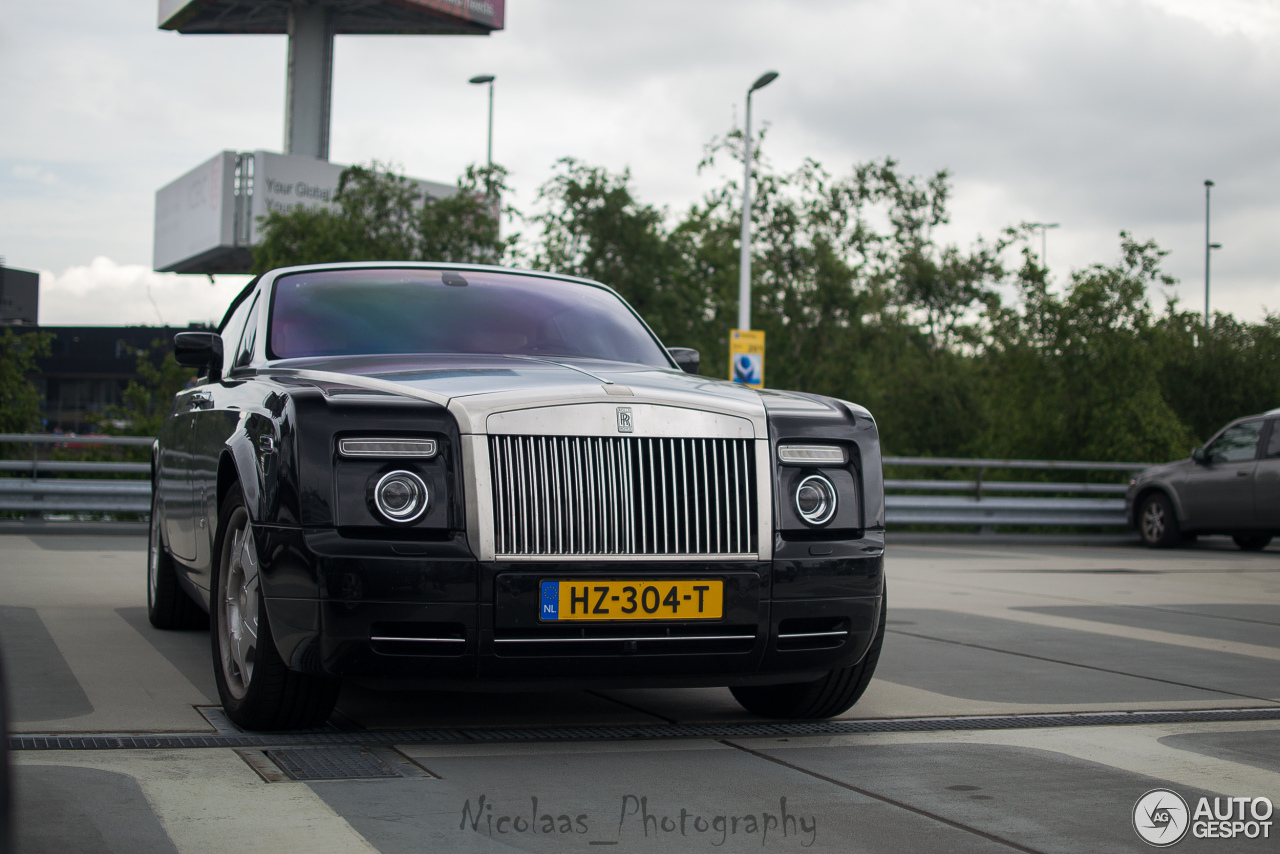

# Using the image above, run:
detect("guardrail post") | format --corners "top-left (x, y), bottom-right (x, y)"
top-left (975, 466), bottom-right (993, 535)
top-left (26, 443), bottom-right (42, 522)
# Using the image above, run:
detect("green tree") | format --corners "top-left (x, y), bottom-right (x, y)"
top-left (524, 158), bottom-right (694, 349)
top-left (984, 234), bottom-right (1194, 462)
top-left (0, 328), bottom-right (52, 433)
top-left (1152, 308), bottom-right (1280, 444)
top-left (99, 340), bottom-right (195, 440)
top-left (252, 163), bottom-right (510, 272)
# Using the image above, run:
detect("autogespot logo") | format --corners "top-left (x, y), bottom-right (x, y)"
top-left (1134, 789), bottom-right (1190, 847)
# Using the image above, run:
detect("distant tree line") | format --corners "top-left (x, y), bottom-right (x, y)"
top-left (252, 134), bottom-right (1280, 463)
top-left (8, 133), bottom-right (1272, 462)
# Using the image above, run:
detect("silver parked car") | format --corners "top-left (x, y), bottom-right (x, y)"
top-left (1127, 409), bottom-right (1280, 549)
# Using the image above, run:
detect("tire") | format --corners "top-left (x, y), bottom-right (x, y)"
top-left (1233, 534), bottom-right (1272, 551)
top-left (212, 489), bottom-right (340, 730)
top-left (731, 586), bottom-right (887, 720)
top-left (1137, 492), bottom-right (1181, 548)
top-left (1, 644), bottom-right (11, 854)
top-left (147, 492), bottom-right (207, 630)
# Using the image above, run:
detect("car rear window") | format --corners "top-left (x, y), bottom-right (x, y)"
top-left (268, 268), bottom-right (671, 367)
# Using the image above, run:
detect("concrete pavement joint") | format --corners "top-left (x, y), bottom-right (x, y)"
top-left (887, 627), bottom-right (1280, 705)
top-left (720, 739), bottom-right (1048, 854)
top-left (12, 706), bottom-right (1280, 751)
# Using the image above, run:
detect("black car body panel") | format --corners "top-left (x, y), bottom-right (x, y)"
top-left (156, 263), bottom-right (886, 691)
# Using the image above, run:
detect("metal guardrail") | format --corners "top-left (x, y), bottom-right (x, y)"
top-left (882, 456), bottom-right (1149, 527)
top-left (0, 434), bottom-right (1153, 527)
top-left (0, 433), bottom-right (154, 447)
top-left (0, 433), bottom-right (154, 516)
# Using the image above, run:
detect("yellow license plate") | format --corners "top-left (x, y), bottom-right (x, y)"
top-left (539, 579), bottom-right (723, 621)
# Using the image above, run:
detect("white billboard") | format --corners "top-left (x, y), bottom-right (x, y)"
top-left (153, 151), bottom-right (457, 274)
top-left (153, 151), bottom-right (238, 273)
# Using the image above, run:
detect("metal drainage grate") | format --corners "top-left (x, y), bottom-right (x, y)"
top-left (12, 706), bottom-right (1280, 751)
top-left (267, 746), bottom-right (402, 781)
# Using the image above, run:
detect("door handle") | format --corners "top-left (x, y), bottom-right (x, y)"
top-left (1236, 470), bottom-right (1250, 477)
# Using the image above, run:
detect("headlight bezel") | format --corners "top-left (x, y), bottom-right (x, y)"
top-left (794, 472), bottom-right (839, 526)
top-left (372, 469), bottom-right (430, 523)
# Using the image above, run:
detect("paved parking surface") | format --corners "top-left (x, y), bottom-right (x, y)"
top-left (3, 531), bottom-right (1278, 852)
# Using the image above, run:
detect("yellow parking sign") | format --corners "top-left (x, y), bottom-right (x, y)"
top-left (729, 329), bottom-right (765, 388)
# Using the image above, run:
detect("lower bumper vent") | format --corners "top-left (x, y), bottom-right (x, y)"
top-left (494, 624), bottom-right (758, 657)
top-left (777, 617), bottom-right (849, 651)
top-left (370, 621), bottom-right (466, 656)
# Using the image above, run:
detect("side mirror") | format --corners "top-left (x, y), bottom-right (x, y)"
top-left (174, 332), bottom-right (224, 381)
top-left (1190, 446), bottom-right (1206, 464)
top-left (668, 347), bottom-right (700, 375)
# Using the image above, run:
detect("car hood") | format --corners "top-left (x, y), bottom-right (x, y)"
top-left (1136, 458), bottom-right (1192, 481)
top-left (261, 354), bottom-right (843, 436)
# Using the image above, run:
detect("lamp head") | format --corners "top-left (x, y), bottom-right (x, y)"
top-left (469, 74), bottom-right (495, 85)
top-left (750, 71), bottom-right (779, 92)
top-left (1205, 179), bottom-right (1215, 187)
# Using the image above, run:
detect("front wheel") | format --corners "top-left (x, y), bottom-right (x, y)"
top-left (731, 588), bottom-right (887, 720)
top-left (1138, 493), bottom-right (1180, 548)
top-left (1233, 534), bottom-right (1272, 551)
top-left (212, 489), bottom-right (340, 730)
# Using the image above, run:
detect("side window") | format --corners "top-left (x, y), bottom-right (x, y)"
top-left (234, 295), bottom-right (261, 370)
top-left (1266, 420), bottom-right (1280, 459)
top-left (1207, 420), bottom-right (1263, 464)
top-left (219, 294), bottom-right (254, 376)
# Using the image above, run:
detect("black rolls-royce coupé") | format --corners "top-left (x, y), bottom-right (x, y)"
top-left (149, 263), bottom-right (886, 730)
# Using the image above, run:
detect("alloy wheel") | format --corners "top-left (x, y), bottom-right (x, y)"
top-left (218, 509), bottom-right (261, 700)
top-left (1141, 500), bottom-right (1165, 543)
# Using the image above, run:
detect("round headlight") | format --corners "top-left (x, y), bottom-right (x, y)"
top-left (373, 470), bottom-right (429, 523)
top-left (795, 474), bottom-right (837, 526)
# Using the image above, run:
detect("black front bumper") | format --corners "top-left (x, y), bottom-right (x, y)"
top-left (256, 526), bottom-right (885, 690)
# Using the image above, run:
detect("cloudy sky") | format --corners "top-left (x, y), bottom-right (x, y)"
top-left (2, 0), bottom-right (1278, 326)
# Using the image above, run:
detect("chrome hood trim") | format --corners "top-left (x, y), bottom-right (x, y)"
top-left (265, 357), bottom-right (770, 437)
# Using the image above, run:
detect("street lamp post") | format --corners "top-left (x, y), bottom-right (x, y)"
top-left (1204, 179), bottom-right (1220, 326)
top-left (1028, 222), bottom-right (1060, 269)
top-left (737, 70), bottom-right (778, 332)
top-left (469, 74), bottom-right (495, 170)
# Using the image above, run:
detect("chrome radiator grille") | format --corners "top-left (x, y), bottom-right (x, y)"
top-left (489, 435), bottom-right (758, 557)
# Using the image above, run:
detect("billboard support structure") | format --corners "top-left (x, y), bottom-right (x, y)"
top-left (153, 0), bottom-right (505, 273)
top-left (285, 5), bottom-right (335, 159)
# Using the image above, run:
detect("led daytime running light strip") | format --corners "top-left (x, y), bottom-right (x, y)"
top-left (777, 444), bottom-right (846, 465)
top-left (340, 438), bottom-right (437, 458)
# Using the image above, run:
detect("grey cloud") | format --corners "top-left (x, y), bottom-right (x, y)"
top-left (0, 0), bottom-right (1276, 322)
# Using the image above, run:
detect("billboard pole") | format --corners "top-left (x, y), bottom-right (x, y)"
top-left (284, 4), bottom-right (335, 159)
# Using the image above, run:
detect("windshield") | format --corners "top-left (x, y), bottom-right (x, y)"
top-left (267, 268), bottom-right (672, 367)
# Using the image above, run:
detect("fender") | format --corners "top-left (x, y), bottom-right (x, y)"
top-left (220, 417), bottom-right (265, 522)
top-left (1131, 481), bottom-right (1187, 527)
